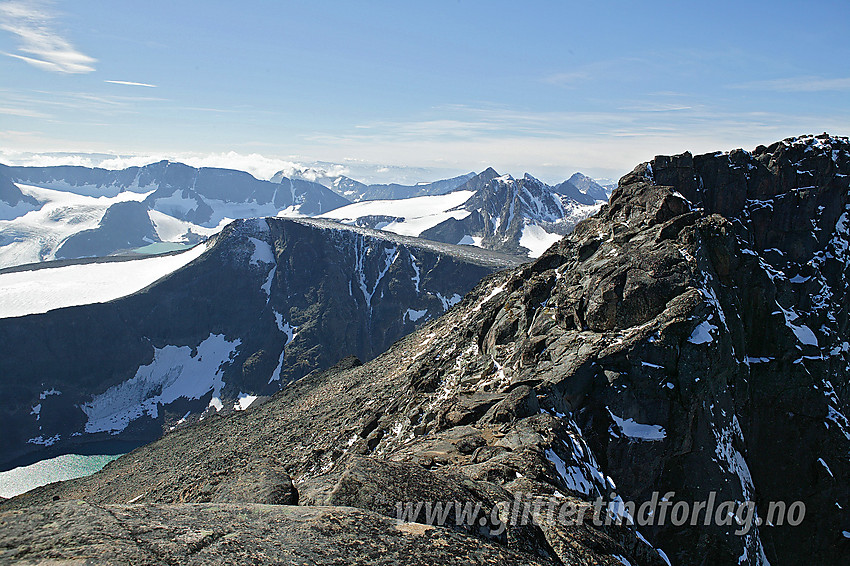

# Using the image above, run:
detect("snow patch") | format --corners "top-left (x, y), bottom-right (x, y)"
top-left (608, 409), bottom-right (666, 441)
top-left (457, 234), bottom-right (484, 247)
top-left (688, 319), bottom-right (717, 344)
top-left (436, 292), bottom-right (462, 311)
top-left (269, 311), bottom-right (298, 384)
top-left (519, 223), bottom-right (562, 258)
top-left (260, 266), bottom-right (276, 297)
top-left (776, 303), bottom-right (819, 347)
top-left (472, 284), bottom-right (505, 312)
top-left (545, 448), bottom-right (595, 495)
top-left (274, 311), bottom-right (298, 345)
top-left (318, 191), bottom-right (475, 237)
top-left (248, 237), bottom-right (275, 265)
top-left (409, 253), bottom-right (421, 293)
top-left (80, 333), bottom-right (241, 433)
top-left (234, 393), bottom-right (258, 411)
top-left (27, 434), bottom-right (60, 446)
top-left (405, 308), bottom-right (428, 322)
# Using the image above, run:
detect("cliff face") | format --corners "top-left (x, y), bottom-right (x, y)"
top-left (628, 134), bottom-right (850, 563)
top-left (0, 217), bottom-right (517, 471)
top-left (4, 135), bottom-right (849, 565)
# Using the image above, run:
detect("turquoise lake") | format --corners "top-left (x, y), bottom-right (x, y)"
top-left (0, 453), bottom-right (122, 499)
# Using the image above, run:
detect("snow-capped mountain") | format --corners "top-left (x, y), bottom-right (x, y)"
top-left (0, 161), bottom-right (608, 269)
top-left (553, 172), bottom-right (611, 204)
top-left (323, 167), bottom-right (607, 257)
top-left (422, 171), bottom-right (605, 256)
top-left (272, 169), bottom-right (476, 202)
top-left (0, 217), bottom-right (519, 470)
top-left (0, 162), bottom-right (349, 268)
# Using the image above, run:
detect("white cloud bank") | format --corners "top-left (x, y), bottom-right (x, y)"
top-left (0, 149), bottom-right (478, 186)
top-left (0, 149), bottom-right (357, 183)
top-left (0, 0), bottom-right (95, 73)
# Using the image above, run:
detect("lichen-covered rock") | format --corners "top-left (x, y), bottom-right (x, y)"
top-left (0, 502), bottom-right (560, 565)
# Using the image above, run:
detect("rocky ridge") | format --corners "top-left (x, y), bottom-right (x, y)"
top-left (312, 171), bottom-right (478, 202)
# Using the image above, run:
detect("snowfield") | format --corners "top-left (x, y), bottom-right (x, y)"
top-left (519, 223), bottom-right (563, 257)
top-left (317, 191), bottom-right (475, 237)
top-left (0, 184), bottom-right (153, 268)
top-left (0, 242), bottom-right (209, 319)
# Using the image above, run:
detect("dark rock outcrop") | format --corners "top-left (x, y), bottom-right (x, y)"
top-left (0, 165), bottom-right (39, 220)
top-left (55, 200), bottom-right (160, 258)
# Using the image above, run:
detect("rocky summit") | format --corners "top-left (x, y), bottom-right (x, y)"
top-left (3, 135), bottom-right (850, 566)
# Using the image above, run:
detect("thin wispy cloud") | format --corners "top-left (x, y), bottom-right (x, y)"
top-left (0, 89), bottom-right (166, 118)
top-left (0, 0), bottom-right (96, 73)
top-left (730, 76), bottom-right (850, 92)
top-left (618, 103), bottom-right (694, 112)
top-left (542, 57), bottom-right (648, 88)
top-left (542, 70), bottom-right (590, 88)
top-left (104, 80), bottom-right (157, 88)
top-left (301, 101), bottom-right (850, 181)
top-left (0, 105), bottom-right (49, 118)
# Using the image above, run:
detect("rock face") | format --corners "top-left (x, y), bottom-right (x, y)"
top-left (0, 165), bottom-right (38, 221)
top-left (0, 218), bottom-right (518, 471)
top-left (4, 135), bottom-right (849, 565)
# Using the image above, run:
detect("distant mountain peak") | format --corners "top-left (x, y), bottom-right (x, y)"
top-left (312, 171), bottom-right (477, 202)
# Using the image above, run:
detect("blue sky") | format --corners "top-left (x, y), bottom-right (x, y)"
top-left (1, 0), bottom-right (849, 183)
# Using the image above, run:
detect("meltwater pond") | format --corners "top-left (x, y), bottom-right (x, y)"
top-left (0, 453), bottom-right (122, 499)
